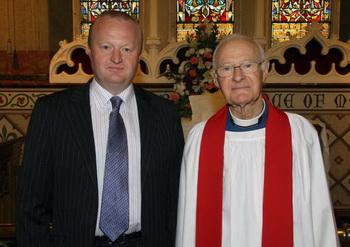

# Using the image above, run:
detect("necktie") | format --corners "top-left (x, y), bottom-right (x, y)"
top-left (100, 96), bottom-right (129, 242)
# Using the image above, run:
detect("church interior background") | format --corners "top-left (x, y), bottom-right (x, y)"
top-left (1, 0), bottom-right (350, 245)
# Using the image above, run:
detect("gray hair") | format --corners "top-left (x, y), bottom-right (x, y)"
top-left (212, 34), bottom-right (266, 70)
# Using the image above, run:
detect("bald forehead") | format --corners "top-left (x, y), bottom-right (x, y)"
top-left (92, 15), bottom-right (140, 34)
top-left (95, 14), bottom-right (137, 26)
top-left (215, 38), bottom-right (262, 65)
top-left (88, 14), bottom-right (142, 48)
top-left (219, 39), bottom-right (259, 55)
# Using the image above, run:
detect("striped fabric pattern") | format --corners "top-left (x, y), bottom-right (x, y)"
top-left (16, 82), bottom-right (185, 247)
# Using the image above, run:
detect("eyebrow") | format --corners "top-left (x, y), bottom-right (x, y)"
top-left (219, 60), bottom-right (257, 66)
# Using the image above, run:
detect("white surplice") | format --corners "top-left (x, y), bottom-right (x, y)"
top-left (176, 112), bottom-right (339, 247)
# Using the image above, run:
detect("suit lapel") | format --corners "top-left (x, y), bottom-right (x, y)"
top-left (66, 81), bottom-right (97, 186)
top-left (64, 83), bottom-right (155, 189)
top-left (134, 85), bottom-right (156, 189)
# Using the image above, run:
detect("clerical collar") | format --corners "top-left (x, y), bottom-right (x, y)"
top-left (226, 99), bottom-right (268, 132)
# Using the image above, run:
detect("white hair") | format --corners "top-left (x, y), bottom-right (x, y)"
top-left (212, 34), bottom-right (267, 70)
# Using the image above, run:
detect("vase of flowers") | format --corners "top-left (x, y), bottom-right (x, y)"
top-left (164, 21), bottom-right (221, 119)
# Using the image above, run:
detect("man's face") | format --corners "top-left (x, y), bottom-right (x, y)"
top-left (86, 16), bottom-right (141, 93)
top-left (212, 39), bottom-right (268, 108)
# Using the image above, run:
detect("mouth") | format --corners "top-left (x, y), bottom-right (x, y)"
top-left (108, 66), bottom-right (124, 72)
top-left (232, 85), bottom-right (249, 90)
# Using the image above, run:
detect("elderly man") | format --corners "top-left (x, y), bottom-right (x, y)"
top-left (176, 34), bottom-right (339, 247)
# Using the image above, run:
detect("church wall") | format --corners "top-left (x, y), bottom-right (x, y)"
top-left (1, 0), bottom-right (350, 241)
top-left (340, 0), bottom-right (350, 42)
top-left (1, 0), bottom-right (73, 82)
top-left (239, 0), bottom-right (257, 38)
top-left (1, 0), bottom-right (49, 51)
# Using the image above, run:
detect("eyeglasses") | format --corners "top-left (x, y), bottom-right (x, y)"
top-left (215, 62), bottom-right (263, 78)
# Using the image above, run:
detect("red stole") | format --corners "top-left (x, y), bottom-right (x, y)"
top-left (196, 97), bottom-right (293, 247)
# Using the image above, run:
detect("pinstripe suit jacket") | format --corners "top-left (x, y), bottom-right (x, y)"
top-left (16, 81), bottom-right (184, 247)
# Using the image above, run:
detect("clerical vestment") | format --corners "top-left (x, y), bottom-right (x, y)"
top-left (176, 104), bottom-right (339, 247)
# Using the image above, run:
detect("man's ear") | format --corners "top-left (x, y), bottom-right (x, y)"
top-left (262, 60), bottom-right (270, 82)
top-left (138, 53), bottom-right (142, 62)
top-left (211, 70), bottom-right (220, 88)
top-left (86, 47), bottom-right (91, 57)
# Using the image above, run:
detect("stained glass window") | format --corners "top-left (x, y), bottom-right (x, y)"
top-left (177, 0), bottom-right (234, 41)
top-left (81, 0), bottom-right (139, 38)
top-left (271, 0), bottom-right (331, 43)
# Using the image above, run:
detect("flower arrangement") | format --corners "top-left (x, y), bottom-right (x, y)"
top-left (164, 21), bottom-right (221, 118)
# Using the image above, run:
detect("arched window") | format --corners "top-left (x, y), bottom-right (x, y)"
top-left (176, 0), bottom-right (234, 41)
top-left (80, 0), bottom-right (140, 38)
top-left (271, 0), bottom-right (331, 44)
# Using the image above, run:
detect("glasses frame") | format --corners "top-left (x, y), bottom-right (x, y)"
top-left (215, 61), bottom-right (264, 78)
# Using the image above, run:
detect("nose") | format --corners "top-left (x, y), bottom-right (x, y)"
top-left (111, 49), bottom-right (122, 63)
top-left (232, 66), bottom-right (244, 81)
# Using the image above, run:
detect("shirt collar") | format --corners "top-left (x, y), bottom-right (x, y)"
top-left (226, 99), bottom-right (268, 132)
top-left (90, 78), bottom-right (135, 111)
top-left (229, 99), bottom-right (266, 127)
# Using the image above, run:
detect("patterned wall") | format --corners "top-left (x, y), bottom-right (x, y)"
top-left (0, 89), bottom-right (57, 142)
top-left (263, 88), bottom-right (350, 209)
top-left (1, 87), bottom-right (350, 210)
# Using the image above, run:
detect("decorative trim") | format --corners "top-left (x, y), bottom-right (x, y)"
top-left (0, 89), bottom-right (61, 110)
top-left (49, 34), bottom-right (187, 84)
top-left (0, 117), bottom-right (23, 143)
top-left (266, 20), bottom-right (350, 84)
top-left (263, 88), bottom-right (350, 113)
top-left (0, 74), bottom-right (48, 81)
top-left (49, 36), bottom-right (93, 84)
top-left (134, 41), bottom-right (187, 84)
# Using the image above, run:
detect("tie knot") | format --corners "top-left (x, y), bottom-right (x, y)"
top-left (110, 96), bottom-right (123, 111)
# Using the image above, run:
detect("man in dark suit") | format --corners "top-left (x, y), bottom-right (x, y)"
top-left (16, 11), bottom-right (184, 247)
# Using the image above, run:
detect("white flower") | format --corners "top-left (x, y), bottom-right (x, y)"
top-left (197, 48), bottom-right (206, 55)
top-left (174, 82), bottom-right (186, 96)
top-left (178, 61), bottom-right (187, 73)
top-left (197, 59), bottom-right (205, 69)
top-left (185, 48), bottom-right (196, 57)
